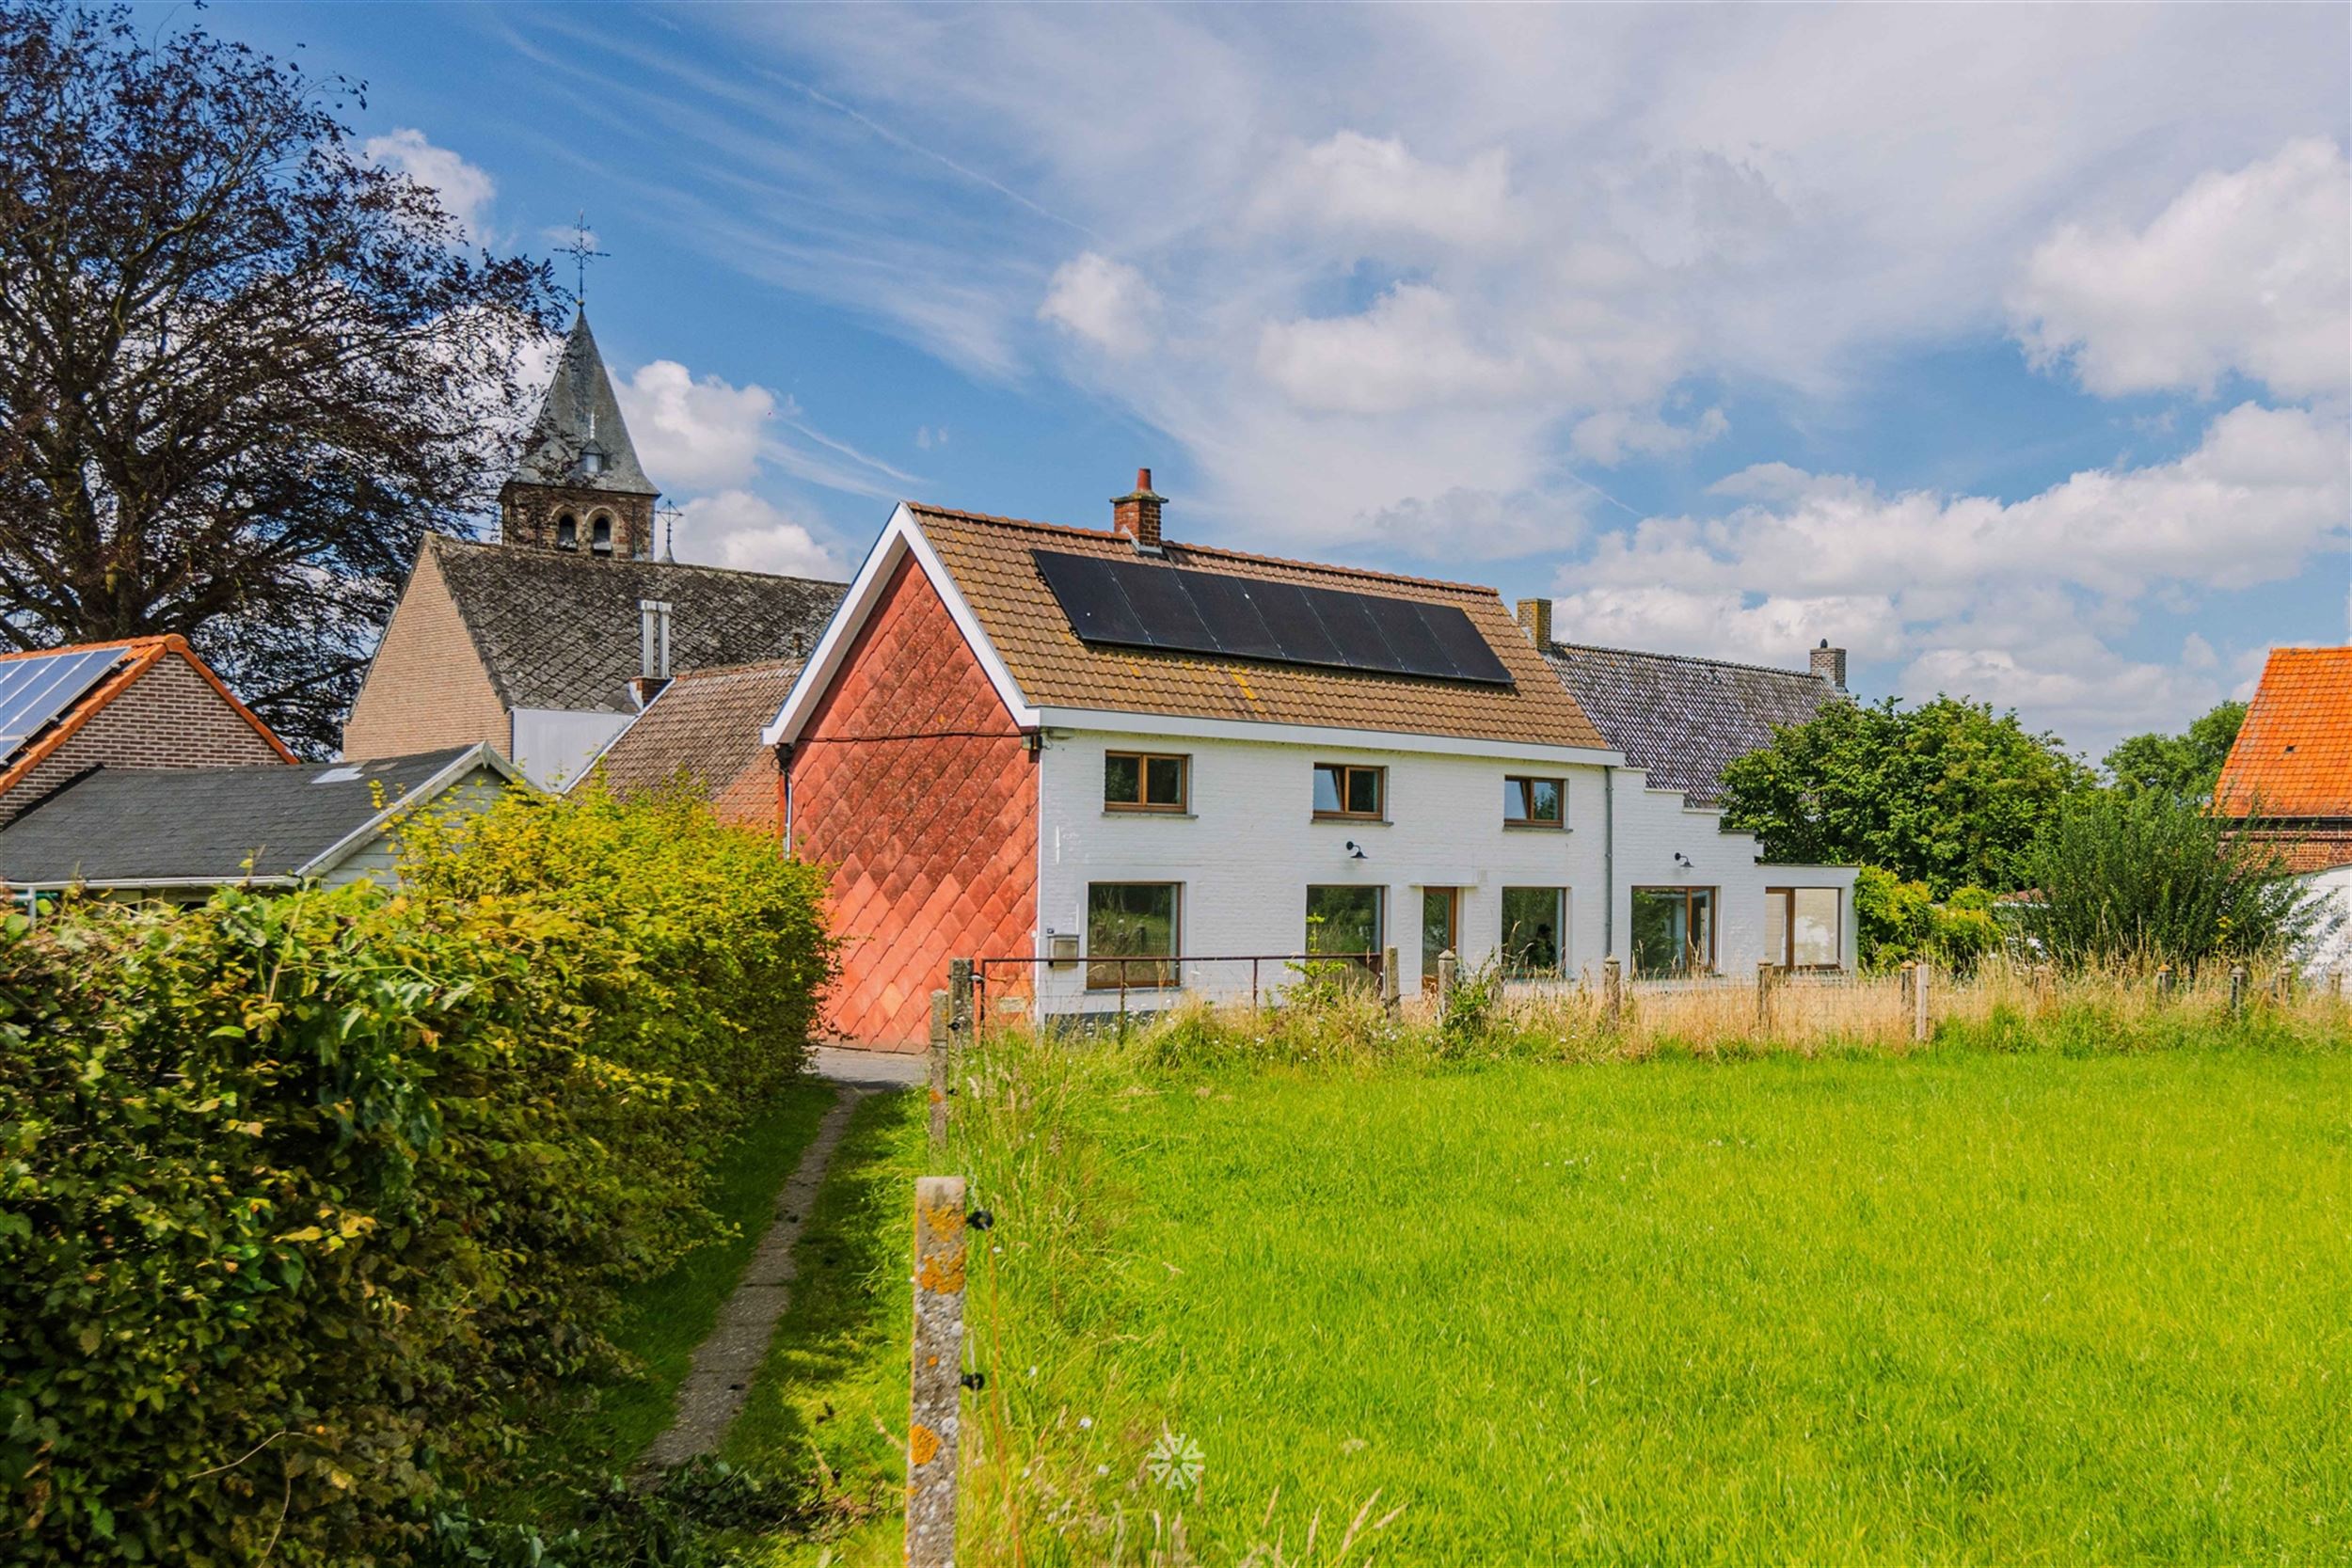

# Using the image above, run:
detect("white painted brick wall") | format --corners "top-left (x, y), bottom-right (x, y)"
top-left (1029, 727), bottom-right (1855, 1017)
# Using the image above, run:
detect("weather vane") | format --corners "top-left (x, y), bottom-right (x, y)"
top-left (557, 211), bottom-right (609, 309)
top-left (655, 498), bottom-right (684, 563)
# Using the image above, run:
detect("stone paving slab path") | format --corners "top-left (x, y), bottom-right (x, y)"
top-left (638, 1049), bottom-right (924, 1472)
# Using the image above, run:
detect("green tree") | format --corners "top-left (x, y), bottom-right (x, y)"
top-left (0, 4), bottom-right (561, 752)
top-left (2018, 785), bottom-right (2323, 971)
top-left (1721, 696), bottom-right (2091, 895)
top-left (2103, 700), bottom-right (2248, 801)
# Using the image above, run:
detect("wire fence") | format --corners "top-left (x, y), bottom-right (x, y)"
top-left (970, 951), bottom-right (1390, 1040)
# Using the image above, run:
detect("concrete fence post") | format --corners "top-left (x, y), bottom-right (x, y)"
top-left (927, 990), bottom-right (950, 1149)
top-left (1381, 944), bottom-right (1401, 1012)
top-left (946, 958), bottom-right (974, 1048)
top-left (2274, 965), bottom-right (2295, 1006)
top-left (1899, 961), bottom-right (1915, 1023)
top-left (1602, 956), bottom-right (1623, 1026)
top-left (1912, 961), bottom-right (1932, 1042)
top-left (2330, 972), bottom-right (2344, 1002)
top-left (1436, 948), bottom-right (1459, 1023)
top-left (2155, 964), bottom-right (2175, 1001)
top-left (1756, 960), bottom-right (1777, 1034)
top-left (2229, 963), bottom-right (2247, 1013)
top-left (907, 1176), bottom-right (967, 1568)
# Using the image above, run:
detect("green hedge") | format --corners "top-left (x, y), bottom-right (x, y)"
top-left (0, 785), bottom-right (835, 1565)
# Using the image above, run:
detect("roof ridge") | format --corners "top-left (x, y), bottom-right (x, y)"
top-left (1545, 639), bottom-right (1825, 681)
top-left (905, 501), bottom-right (1499, 596)
top-left (0, 635), bottom-right (169, 663)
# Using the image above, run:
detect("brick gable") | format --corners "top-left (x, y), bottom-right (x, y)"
top-left (342, 541), bottom-right (510, 762)
top-left (787, 555), bottom-right (1037, 1047)
top-left (1, 649), bottom-right (289, 824)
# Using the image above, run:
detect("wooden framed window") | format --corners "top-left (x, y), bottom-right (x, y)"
top-left (1500, 886), bottom-right (1566, 977)
top-left (1312, 762), bottom-right (1385, 820)
top-left (1630, 886), bottom-right (1716, 978)
top-left (1306, 884), bottom-right (1385, 983)
top-left (1765, 887), bottom-right (1843, 970)
top-left (1503, 775), bottom-right (1565, 828)
top-left (1104, 752), bottom-right (1189, 812)
top-left (1087, 881), bottom-right (1180, 990)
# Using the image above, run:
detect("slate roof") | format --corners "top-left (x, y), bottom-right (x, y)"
top-left (2217, 646), bottom-right (2352, 820)
top-left (1540, 641), bottom-right (1840, 804)
top-left (583, 657), bottom-right (801, 800)
top-left (431, 535), bottom-right (844, 714)
top-left (0, 746), bottom-right (501, 889)
top-left (511, 309), bottom-right (659, 495)
top-left (910, 505), bottom-right (1607, 752)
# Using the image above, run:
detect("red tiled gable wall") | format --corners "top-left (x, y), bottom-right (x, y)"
top-left (788, 555), bottom-right (1037, 1048)
top-left (1, 653), bottom-right (287, 824)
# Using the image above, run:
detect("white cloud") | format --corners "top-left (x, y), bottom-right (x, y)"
top-left (1569, 405), bottom-right (1728, 467)
top-left (1039, 252), bottom-right (1161, 357)
top-left (2010, 138), bottom-right (2352, 400)
top-left (363, 128), bottom-right (497, 242)
top-left (675, 489), bottom-right (846, 579)
top-left (612, 360), bottom-right (777, 492)
top-left (1257, 284), bottom-right (1533, 415)
top-left (1253, 131), bottom-right (1521, 247)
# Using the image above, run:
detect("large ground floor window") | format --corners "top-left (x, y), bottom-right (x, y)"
top-left (1631, 886), bottom-right (1714, 978)
top-left (1087, 881), bottom-right (1180, 990)
top-left (1306, 884), bottom-right (1385, 978)
top-left (1766, 887), bottom-right (1843, 970)
top-left (1501, 886), bottom-right (1566, 977)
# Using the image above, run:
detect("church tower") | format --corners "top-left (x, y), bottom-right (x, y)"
top-left (498, 309), bottom-right (660, 559)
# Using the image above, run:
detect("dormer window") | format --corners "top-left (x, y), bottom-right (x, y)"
top-left (580, 447), bottom-right (607, 477)
top-left (555, 514), bottom-right (579, 549)
top-left (591, 515), bottom-right (613, 555)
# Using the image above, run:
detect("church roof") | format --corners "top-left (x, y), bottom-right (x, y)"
top-left (511, 309), bottom-right (660, 497)
top-left (429, 536), bottom-right (843, 715)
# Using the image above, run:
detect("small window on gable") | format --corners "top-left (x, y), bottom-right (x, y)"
top-left (590, 515), bottom-right (613, 555)
top-left (580, 446), bottom-right (607, 476)
top-left (1504, 775), bottom-right (1565, 827)
top-left (555, 514), bottom-right (579, 549)
top-left (1312, 763), bottom-right (1384, 820)
top-left (1104, 752), bottom-right (1188, 812)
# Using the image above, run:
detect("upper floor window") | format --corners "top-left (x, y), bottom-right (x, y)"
top-left (1312, 762), bottom-right (1384, 820)
top-left (554, 514), bottom-right (579, 549)
top-left (590, 515), bottom-right (614, 555)
top-left (1104, 752), bottom-right (1188, 813)
top-left (1504, 775), bottom-right (1565, 828)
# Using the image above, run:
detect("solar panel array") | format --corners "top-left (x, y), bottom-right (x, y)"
top-left (0, 646), bottom-right (130, 757)
top-left (1032, 549), bottom-right (1516, 687)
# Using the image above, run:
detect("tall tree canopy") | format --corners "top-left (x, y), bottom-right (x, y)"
top-left (0, 3), bottom-right (561, 752)
top-left (1720, 695), bottom-right (2091, 895)
top-left (2102, 700), bottom-right (2247, 802)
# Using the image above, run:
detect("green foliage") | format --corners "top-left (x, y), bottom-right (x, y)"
top-left (0, 786), bottom-right (835, 1566)
top-left (2018, 786), bottom-right (2324, 973)
top-left (1722, 696), bottom-right (2091, 895)
top-left (1851, 865), bottom-right (2007, 972)
top-left (2104, 700), bottom-right (2247, 801)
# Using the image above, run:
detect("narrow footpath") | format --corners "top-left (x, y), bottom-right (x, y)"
top-left (638, 1047), bottom-right (924, 1471)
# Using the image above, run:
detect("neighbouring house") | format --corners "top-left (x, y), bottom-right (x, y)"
top-left (0, 744), bottom-right (519, 901)
top-left (342, 309), bottom-right (843, 787)
top-left (1519, 600), bottom-right (1847, 806)
top-left (574, 657), bottom-right (803, 831)
top-left (763, 472), bottom-right (1856, 1048)
top-left (0, 636), bottom-right (294, 826)
top-left (2214, 645), bottom-right (2352, 976)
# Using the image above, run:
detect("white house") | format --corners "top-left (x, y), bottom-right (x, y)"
top-left (763, 473), bottom-right (1853, 1048)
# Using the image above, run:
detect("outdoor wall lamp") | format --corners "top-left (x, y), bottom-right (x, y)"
top-left (1344, 840), bottom-right (1368, 860)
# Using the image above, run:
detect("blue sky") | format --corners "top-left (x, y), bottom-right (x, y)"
top-left (202, 4), bottom-right (2350, 757)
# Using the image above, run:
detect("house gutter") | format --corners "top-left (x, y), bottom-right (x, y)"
top-left (1602, 764), bottom-right (1615, 960)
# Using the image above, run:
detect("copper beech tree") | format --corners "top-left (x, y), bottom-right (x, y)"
top-left (0, 3), bottom-right (563, 752)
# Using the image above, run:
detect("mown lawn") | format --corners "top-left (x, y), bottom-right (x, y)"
top-left (752, 1034), bottom-right (2351, 1565)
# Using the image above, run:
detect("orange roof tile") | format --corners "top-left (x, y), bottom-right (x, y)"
top-left (911, 505), bottom-right (1607, 752)
top-left (2215, 646), bottom-right (2352, 819)
top-left (584, 657), bottom-right (801, 801)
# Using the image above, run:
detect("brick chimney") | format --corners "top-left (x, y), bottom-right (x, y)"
top-left (1515, 596), bottom-right (1554, 648)
top-left (1810, 639), bottom-right (1847, 691)
top-left (1111, 467), bottom-right (1165, 553)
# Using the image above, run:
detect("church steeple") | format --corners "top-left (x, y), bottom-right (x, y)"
top-left (499, 309), bottom-right (660, 559)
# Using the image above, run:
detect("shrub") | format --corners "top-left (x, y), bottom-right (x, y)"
top-left (1852, 865), bottom-right (2004, 972)
top-left (0, 786), bottom-right (835, 1566)
top-left (2018, 787), bottom-right (2326, 972)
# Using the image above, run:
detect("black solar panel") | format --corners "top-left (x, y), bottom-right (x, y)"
top-left (1031, 549), bottom-right (1514, 686)
top-left (0, 646), bottom-right (129, 756)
